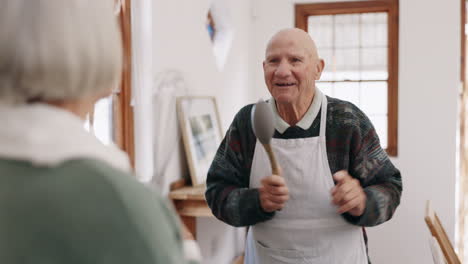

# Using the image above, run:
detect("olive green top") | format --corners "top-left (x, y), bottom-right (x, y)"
top-left (0, 158), bottom-right (195, 264)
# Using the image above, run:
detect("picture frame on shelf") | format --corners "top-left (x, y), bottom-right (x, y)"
top-left (177, 96), bottom-right (223, 186)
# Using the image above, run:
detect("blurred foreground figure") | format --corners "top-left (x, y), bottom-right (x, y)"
top-left (0, 1), bottom-right (199, 263)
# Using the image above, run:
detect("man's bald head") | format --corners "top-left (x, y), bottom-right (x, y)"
top-left (262, 28), bottom-right (325, 110)
top-left (265, 28), bottom-right (319, 60)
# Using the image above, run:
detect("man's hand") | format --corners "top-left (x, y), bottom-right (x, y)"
top-left (259, 173), bottom-right (289, 213)
top-left (331, 170), bottom-right (366, 217)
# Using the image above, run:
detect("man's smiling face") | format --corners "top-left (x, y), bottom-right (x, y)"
top-left (263, 29), bottom-right (323, 106)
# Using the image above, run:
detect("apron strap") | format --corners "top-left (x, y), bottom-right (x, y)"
top-left (319, 93), bottom-right (328, 137)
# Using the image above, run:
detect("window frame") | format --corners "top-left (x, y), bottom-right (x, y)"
top-left (295, 0), bottom-right (399, 156)
top-left (457, 0), bottom-right (466, 259)
top-left (115, 0), bottom-right (135, 167)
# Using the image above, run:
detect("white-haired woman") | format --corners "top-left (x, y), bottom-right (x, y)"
top-left (0, 1), bottom-right (200, 263)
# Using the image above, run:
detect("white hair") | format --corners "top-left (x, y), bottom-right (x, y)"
top-left (0, 0), bottom-right (123, 105)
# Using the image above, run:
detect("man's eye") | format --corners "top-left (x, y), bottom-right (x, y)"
top-left (291, 58), bottom-right (301, 63)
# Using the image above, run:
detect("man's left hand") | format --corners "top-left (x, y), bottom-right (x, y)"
top-left (331, 170), bottom-right (366, 217)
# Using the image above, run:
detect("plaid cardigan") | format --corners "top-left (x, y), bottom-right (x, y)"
top-left (205, 96), bottom-right (402, 233)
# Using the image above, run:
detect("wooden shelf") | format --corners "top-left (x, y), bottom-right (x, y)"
top-left (169, 184), bottom-right (207, 201)
top-left (169, 182), bottom-right (213, 239)
top-left (169, 181), bottom-right (245, 264)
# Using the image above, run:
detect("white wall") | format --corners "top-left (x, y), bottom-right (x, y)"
top-left (250, 0), bottom-right (460, 263)
top-left (150, 0), bottom-right (253, 263)
top-left (152, 0), bottom-right (255, 127)
top-left (389, 0), bottom-right (459, 263)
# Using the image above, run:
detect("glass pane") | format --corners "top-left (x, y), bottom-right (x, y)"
top-left (360, 81), bottom-right (387, 115)
top-left (361, 11), bottom-right (387, 24)
top-left (92, 96), bottom-right (113, 145)
top-left (334, 48), bottom-right (359, 72)
top-left (335, 71), bottom-right (361, 82)
top-left (320, 71), bottom-right (334, 82)
top-left (334, 82), bottom-right (360, 106)
top-left (317, 82), bottom-right (333, 96)
top-left (308, 15), bottom-right (333, 49)
top-left (368, 114), bottom-right (387, 149)
top-left (334, 14), bottom-right (360, 48)
top-left (361, 12), bottom-right (387, 48)
top-left (361, 70), bottom-right (388, 81)
top-left (319, 48), bottom-right (334, 76)
top-left (361, 47), bottom-right (387, 72)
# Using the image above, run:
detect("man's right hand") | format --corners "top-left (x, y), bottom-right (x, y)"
top-left (259, 173), bottom-right (289, 212)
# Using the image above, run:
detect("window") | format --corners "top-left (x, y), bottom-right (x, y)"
top-left (85, 95), bottom-right (114, 145)
top-left (295, 0), bottom-right (399, 156)
top-left (86, 0), bottom-right (135, 167)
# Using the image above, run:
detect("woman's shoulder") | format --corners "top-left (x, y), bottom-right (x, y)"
top-left (63, 158), bottom-right (187, 262)
top-left (0, 158), bottom-right (188, 263)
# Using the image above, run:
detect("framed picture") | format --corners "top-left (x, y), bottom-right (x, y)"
top-left (177, 96), bottom-right (223, 186)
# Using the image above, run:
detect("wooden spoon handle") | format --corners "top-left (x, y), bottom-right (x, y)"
top-left (262, 143), bottom-right (281, 176)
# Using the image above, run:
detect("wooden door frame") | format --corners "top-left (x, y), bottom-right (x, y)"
top-left (115, 0), bottom-right (135, 168)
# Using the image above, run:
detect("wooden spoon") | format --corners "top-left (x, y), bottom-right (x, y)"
top-left (252, 100), bottom-right (280, 175)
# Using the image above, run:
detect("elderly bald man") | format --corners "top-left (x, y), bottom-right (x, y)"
top-left (205, 28), bottom-right (402, 264)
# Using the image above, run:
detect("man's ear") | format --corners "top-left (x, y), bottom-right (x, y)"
top-left (262, 60), bottom-right (266, 70)
top-left (315, 59), bottom-right (325, 80)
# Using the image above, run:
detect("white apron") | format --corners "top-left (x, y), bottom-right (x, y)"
top-left (245, 96), bottom-right (367, 264)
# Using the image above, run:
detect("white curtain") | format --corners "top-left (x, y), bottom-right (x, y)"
top-left (131, 0), bottom-right (154, 183)
top-left (151, 70), bottom-right (189, 195)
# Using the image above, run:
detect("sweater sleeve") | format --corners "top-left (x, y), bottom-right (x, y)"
top-left (341, 105), bottom-right (402, 227)
top-left (205, 105), bottom-right (275, 227)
